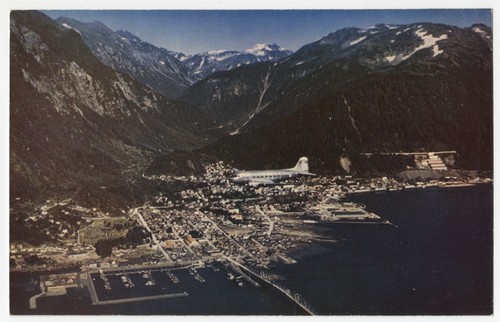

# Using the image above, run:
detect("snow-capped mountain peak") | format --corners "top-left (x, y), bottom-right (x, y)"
top-left (184, 43), bottom-right (293, 80)
top-left (244, 42), bottom-right (290, 57)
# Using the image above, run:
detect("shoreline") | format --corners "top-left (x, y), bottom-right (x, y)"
top-left (345, 181), bottom-right (491, 196)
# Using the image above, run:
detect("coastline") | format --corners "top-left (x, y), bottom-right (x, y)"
top-left (345, 181), bottom-right (491, 196)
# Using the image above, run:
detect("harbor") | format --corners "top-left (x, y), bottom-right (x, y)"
top-left (85, 265), bottom-right (196, 305)
top-left (81, 261), bottom-right (268, 306)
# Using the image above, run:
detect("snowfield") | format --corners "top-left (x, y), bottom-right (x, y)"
top-left (403, 29), bottom-right (448, 60)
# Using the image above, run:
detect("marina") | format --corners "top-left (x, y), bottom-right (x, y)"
top-left (86, 265), bottom-right (196, 305)
top-left (83, 262), bottom-right (264, 307)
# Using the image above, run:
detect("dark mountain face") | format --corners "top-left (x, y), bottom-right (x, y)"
top-left (468, 23), bottom-right (492, 49)
top-left (181, 62), bottom-right (274, 133)
top-left (53, 17), bottom-right (293, 96)
top-left (55, 17), bottom-right (194, 98)
top-left (10, 11), bottom-right (207, 209)
top-left (189, 23), bottom-right (492, 172)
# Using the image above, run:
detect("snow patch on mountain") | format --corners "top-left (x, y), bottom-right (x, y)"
top-left (244, 43), bottom-right (290, 57)
top-left (472, 26), bottom-right (491, 39)
top-left (432, 45), bottom-right (444, 57)
top-left (207, 49), bottom-right (228, 55)
top-left (350, 36), bottom-right (367, 46)
top-left (402, 28), bottom-right (448, 60)
top-left (385, 55), bottom-right (397, 63)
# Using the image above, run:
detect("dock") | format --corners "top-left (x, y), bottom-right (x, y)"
top-left (29, 286), bottom-right (68, 310)
top-left (242, 267), bottom-right (316, 315)
top-left (228, 261), bottom-right (260, 288)
top-left (93, 292), bottom-right (189, 306)
top-left (86, 271), bottom-right (99, 305)
top-left (166, 271), bottom-right (179, 284)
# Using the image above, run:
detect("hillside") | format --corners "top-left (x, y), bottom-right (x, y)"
top-left (186, 23), bottom-right (492, 172)
top-left (55, 17), bottom-right (194, 98)
top-left (10, 10), bottom-right (207, 209)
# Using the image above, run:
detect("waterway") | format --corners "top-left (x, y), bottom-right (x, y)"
top-left (10, 184), bottom-right (493, 315)
top-left (276, 184), bottom-right (493, 314)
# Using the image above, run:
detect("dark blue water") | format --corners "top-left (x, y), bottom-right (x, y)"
top-left (276, 184), bottom-right (493, 315)
top-left (11, 184), bottom-right (493, 315)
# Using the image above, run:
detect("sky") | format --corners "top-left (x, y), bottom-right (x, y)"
top-left (42, 10), bottom-right (492, 55)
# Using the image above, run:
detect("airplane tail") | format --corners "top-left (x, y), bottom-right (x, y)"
top-left (290, 157), bottom-right (309, 173)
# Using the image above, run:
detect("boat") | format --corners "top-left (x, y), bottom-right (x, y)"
top-left (209, 263), bottom-right (220, 272)
top-left (166, 271), bottom-right (179, 284)
top-left (194, 274), bottom-right (205, 283)
top-left (121, 274), bottom-right (134, 288)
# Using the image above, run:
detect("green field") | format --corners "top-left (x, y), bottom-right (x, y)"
top-left (79, 217), bottom-right (134, 245)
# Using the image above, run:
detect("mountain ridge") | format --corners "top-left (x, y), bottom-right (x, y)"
top-left (11, 10), bottom-right (208, 209)
top-left (182, 42), bottom-right (293, 80)
top-left (55, 16), bottom-right (194, 98)
top-left (184, 22), bottom-right (492, 172)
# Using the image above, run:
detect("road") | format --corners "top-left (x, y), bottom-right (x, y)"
top-left (132, 207), bottom-right (173, 263)
top-left (256, 205), bottom-right (273, 236)
top-left (196, 209), bottom-right (257, 260)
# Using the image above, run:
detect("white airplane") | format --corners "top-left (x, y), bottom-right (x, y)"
top-left (230, 157), bottom-right (315, 186)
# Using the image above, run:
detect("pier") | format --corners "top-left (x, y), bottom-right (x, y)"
top-left (86, 271), bottom-right (99, 305)
top-left (167, 271), bottom-right (179, 284)
top-left (29, 286), bottom-right (68, 310)
top-left (228, 262), bottom-right (260, 288)
top-left (88, 262), bottom-right (194, 276)
top-left (224, 257), bottom-right (315, 315)
top-left (248, 268), bottom-right (316, 315)
top-left (93, 292), bottom-right (189, 306)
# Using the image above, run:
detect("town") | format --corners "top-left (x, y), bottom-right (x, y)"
top-left (10, 158), bottom-right (492, 313)
top-left (10, 158), bottom-right (492, 271)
